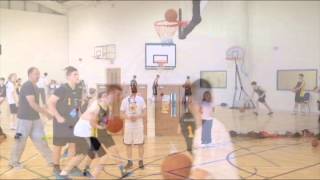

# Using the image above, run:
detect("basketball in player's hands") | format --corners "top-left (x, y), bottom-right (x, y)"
top-left (106, 116), bottom-right (123, 133)
top-left (161, 153), bottom-right (192, 179)
top-left (165, 9), bottom-right (178, 22)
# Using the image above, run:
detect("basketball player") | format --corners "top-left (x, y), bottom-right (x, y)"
top-left (37, 72), bottom-right (48, 106)
top-left (0, 77), bottom-right (6, 114)
top-left (9, 67), bottom-right (53, 168)
top-left (152, 74), bottom-right (160, 97)
top-left (6, 73), bottom-right (18, 130)
top-left (130, 75), bottom-right (138, 93)
top-left (58, 85), bottom-right (128, 179)
top-left (0, 77), bottom-right (6, 143)
top-left (48, 66), bottom-right (82, 177)
top-left (292, 73), bottom-right (306, 115)
top-left (120, 87), bottom-right (146, 169)
top-left (313, 82), bottom-right (320, 139)
top-left (177, 111), bottom-right (196, 153)
top-left (187, 79), bottom-right (239, 179)
top-left (183, 76), bottom-right (192, 112)
top-left (251, 81), bottom-right (273, 116)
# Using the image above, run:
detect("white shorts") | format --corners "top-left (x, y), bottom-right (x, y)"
top-left (124, 120), bottom-right (144, 145)
top-left (74, 118), bottom-right (92, 138)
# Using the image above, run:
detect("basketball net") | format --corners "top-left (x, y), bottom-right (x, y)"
top-left (154, 20), bottom-right (188, 44)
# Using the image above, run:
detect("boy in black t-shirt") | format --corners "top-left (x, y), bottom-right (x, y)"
top-left (48, 66), bottom-right (82, 177)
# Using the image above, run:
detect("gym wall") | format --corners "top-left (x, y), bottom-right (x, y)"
top-left (0, 8), bottom-right (68, 81)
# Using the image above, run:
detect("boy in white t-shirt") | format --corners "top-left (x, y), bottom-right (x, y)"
top-left (6, 73), bottom-right (18, 130)
top-left (120, 88), bottom-right (146, 170)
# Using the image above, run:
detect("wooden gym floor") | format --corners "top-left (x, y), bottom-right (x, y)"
top-left (0, 107), bottom-right (320, 179)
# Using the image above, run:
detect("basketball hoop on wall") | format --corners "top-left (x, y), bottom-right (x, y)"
top-left (154, 8), bottom-right (188, 44)
top-left (226, 46), bottom-right (245, 61)
top-left (226, 46), bottom-right (255, 109)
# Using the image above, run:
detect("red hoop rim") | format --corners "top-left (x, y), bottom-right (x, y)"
top-left (154, 20), bottom-right (189, 27)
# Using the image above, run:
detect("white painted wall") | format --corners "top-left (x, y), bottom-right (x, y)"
top-left (0, 8), bottom-right (68, 82)
top-left (67, 1), bottom-right (248, 102)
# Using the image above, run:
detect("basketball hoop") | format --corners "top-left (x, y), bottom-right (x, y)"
top-left (154, 20), bottom-right (188, 44)
top-left (155, 60), bottom-right (167, 70)
top-left (226, 46), bottom-right (245, 61)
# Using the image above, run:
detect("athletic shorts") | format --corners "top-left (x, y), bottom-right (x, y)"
top-left (97, 129), bottom-right (115, 148)
top-left (53, 119), bottom-right (76, 146)
top-left (74, 136), bottom-right (106, 158)
top-left (124, 125), bottom-right (144, 145)
top-left (258, 95), bottom-right (266, 103)
top-left (295, 93), bottom-right (304, 103)
top-left (9, 104), bottom-right (18, 114)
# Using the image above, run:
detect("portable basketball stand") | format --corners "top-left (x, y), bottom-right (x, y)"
top-left (226, 47), bottom-right (255, 109)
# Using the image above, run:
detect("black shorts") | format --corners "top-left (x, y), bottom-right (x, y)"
top-left (258, 95), bottom-right (266, 103)
top-left (152, 86), bottom-right (157, 96)
top-left (53, 120), bottom-right (76, 146)
top-left (97, 129), bottom-right (115, 148)
top-left (74, 136), bottom-right (106, 158)
top-left (9, 104), bottom-right (18, 114)
top-left (295, 93), bottom-right (304, 103)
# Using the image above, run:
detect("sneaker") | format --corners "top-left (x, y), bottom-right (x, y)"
top-left (253, 112), bottom-right (258, 116)
top-left (54, 174), bottom-right (71, 180)
top-left (119, 164), bottom-right (131, 178)
top-left (268, 112), bottom-right (273, 116)
top-left (69, 167), bottom-right (83, 177)
top-left (138, 160), bottom-right (144, 169)
top-left (124, 160), bottom-right (133, 170)
top-left (83, 168), bottom-right (93, 178)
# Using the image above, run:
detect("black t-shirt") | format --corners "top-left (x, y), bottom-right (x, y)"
top-left (0, 85), bottom-right (6, 97)
top-left (54, 83), bottom-right (82, 125)
top-left (17, 81), bottom-right (40, 120)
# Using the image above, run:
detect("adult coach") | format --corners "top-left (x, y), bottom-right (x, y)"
top-left (9, 67), bottom-right (53, 168)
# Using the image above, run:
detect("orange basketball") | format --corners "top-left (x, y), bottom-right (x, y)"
top-left (311, 139), bottom-right (319, 148)
top-left (106, 116), bottom-right (123, 133)
top-left (165, 9), bottom-right (178, 22)
top-left (161, 153), bottom-right (192, 179)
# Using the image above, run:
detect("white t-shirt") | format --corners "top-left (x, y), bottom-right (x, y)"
top-left (120, 95), bottom-right (146, 128)
top-left (6, 81), bottom-right (16, 104)
top-left (201, 102), bottom-right (214, 120)
top-left (192, 118), bottom-right (239, 179)
top-left (37, 76), bottom-right (48, 89)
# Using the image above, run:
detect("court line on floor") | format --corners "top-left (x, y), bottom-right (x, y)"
top-left (122, 140), bottom-right (308, 179)
top-left (0, 154), bottom-right (50, 179)
top-left (268, 162), bottom-right (320, 179)
top-left (225, 141), bottom-right (311, 179)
